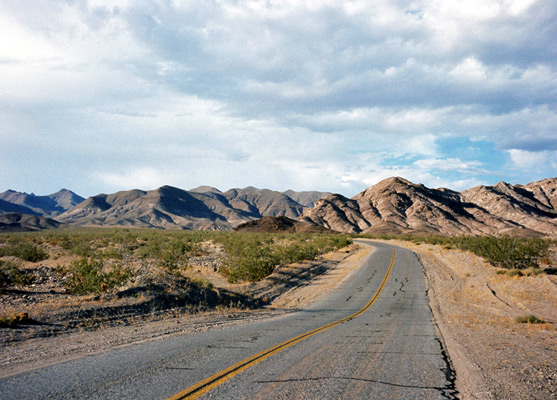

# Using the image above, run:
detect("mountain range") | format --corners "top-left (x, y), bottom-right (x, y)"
top-left (54, 186), bottom-right (317, 230)
top-left (0, 189), bottom-right (85, 217)
top-left (0, 177), bottom-right (555, 236)
top-left (301, 177), bottom-right (557, 237)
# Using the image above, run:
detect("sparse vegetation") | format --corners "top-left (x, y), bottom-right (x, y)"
top-left (190, 276), bottom-right (214, 290)
top-left (0, 228), bottom-right (352, 336)
top-left (62, 258), bottom-right (132, 295)
top-left (0, 235), bottom-right (48, 262)
top-left (515, 315), bottom-right (544, 324)
top-left (0, 228), bottom-right (352, 291)
top-left (219, 232), bottom-right (352, 282)
top-left (362, 234), bottom-right (551, 271)
top-left (0, 312), bottom-right (37, 327)
top-left (497, 267), bottom-right (544, 277)
top-left (0, 259), bottom-right (33, 289)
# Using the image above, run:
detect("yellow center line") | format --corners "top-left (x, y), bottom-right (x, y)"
top-left (167, 249), bottom-right (396, 400)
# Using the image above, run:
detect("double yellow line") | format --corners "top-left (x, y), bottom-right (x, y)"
top-left (168, 249), bottom-right (396, 400)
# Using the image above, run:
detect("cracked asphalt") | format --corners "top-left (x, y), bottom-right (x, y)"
top-left (0, 240), bottom-right (457, 399)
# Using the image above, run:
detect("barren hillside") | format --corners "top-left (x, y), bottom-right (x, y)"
top-left (302, 177), bottom-right (557, 236)
top-left (2, 178), bottom-right (555, 235)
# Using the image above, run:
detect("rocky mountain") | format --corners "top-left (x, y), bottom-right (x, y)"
top-left (234, 216), bottom-right (331, 233)
top-left (2, 179), bottom-right (555, 236)
top-left (222, 187), bottom-right (303, 220)
top-left (282, 190), bottom-right (331, 207)
top-left (57, 187), bottom-right (226, 230)
top-left (0, 198), bottom-right (38, 215)
top-left (301, 177), bottom-right (557, 237)
top-left (299, 194), bottom-right (369, 233)
top-left (189, 186), bottom-right (222, 194)
top-left (56, 186), bottom-right (324, 230)
top-left (0, 213), bottom-right (62, 232)
top-left (460, 180), bottom-right (557, 235)
top-left (0, 189), bottom-right (84, 217)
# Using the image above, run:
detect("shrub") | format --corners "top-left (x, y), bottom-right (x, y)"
top-left (503, 267), bottom-right (543, 277)
top-left (69, 242), bottom-right (94, 257)
top-left (368, 234), bottom-right (550, 271)
top-left (522, 266), bottom-right (544, 276)
top-left (224, 240), bottom-right (280, 282)
top-left (135, 236), bottom-right (192, 272)
top-left (219, 233), bottom-right (352, 282)
top-left (0, 260), bottom-right (33, 288)
top-left (453, 236), bottom-right (549, 270)
top-left (0, 241), bottom-right (48, 262)
top-left (191, 276), bottom-right (213, 290)
top-left (516, 315), bottom-right (544, 324)
top-left (0, 312), bottom-right (37, 327)
top-left (64, 258), bottom-right (132, 295)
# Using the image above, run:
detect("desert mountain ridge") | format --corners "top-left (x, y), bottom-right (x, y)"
top-left (0, 178), bottom-right (555, 236)
top-left (55, 185), bottom-right (324, 230)
top-left (0, 189), bottom-right (85, 217)
top-left (301, 177), bottom-right (556, 237)
top-left (0, 186), bottom-right (331, 231)
top-left (0, 213), bottom-right (61, 232)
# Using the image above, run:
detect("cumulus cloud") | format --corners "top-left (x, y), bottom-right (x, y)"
top-left (0, 0), bottom-right (555, 196)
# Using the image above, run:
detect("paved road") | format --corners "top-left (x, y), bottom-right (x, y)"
top-left (0, 241), bottom-right (458, 399)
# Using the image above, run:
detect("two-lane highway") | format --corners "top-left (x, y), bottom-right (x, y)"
top-left (0, 241), bottom-right (458, 399)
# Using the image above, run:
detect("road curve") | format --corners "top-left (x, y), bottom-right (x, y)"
top-left (0, 240), bottom-right (458, 399)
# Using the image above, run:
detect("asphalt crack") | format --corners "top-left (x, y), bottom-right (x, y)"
top-left (436, 337), bottom-right (459, 399)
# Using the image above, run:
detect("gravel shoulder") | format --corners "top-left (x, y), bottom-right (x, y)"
top-left (382, 240), bottom-right (557, 400)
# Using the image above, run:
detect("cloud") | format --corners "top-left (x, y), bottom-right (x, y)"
top-left (93, 167), bottom-right (165, 190)
top-left (0, 0), bottom-right (555, 197)
top-left (508, 149), bottom-right (557, 171)
top-left (413, 158), bottom-right (487, 174)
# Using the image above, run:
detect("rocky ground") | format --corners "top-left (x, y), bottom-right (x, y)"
top-left (1, 241), bottom-right (556, 400)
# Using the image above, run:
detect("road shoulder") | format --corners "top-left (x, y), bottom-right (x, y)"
top-left (382, 240), bottom-right (556, 400)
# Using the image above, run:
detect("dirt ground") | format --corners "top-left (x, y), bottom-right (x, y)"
top-left (1, 241), bottom-right (556, 400)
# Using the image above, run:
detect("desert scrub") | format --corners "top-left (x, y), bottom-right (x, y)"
top-left (1, 228), bottom-right (350, 284)
top-left (515, 315), bottom-right (544, 324)
top-left (0, 235), bottom-right (48, 262)
top-left (222, 239), bottom-right (280, 282)
top-left (362, 234), bottom-right (550, 271)
top-left (63, 258), bottom-right (132, 294)
top-left (135, 237), bottom-right (193, 273)
top-left (219, 233), bottom-right (352, 282)
top-left (497, 267), bottom-right (544, 277)
top-left (0, 312), bottom-right (37, 327)
top-left (190, 275), bottom-right (214, 290)
top-left (0, 259), bottom-right (34, 289)
top-left (452, 236), bottom-right (549, 270)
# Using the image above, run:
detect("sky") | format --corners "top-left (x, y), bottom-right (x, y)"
top-left (1, 0), bottom-right (556, 198)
